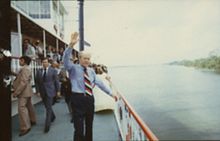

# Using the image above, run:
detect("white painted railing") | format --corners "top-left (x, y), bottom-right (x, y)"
top-left (113, 88), bottom-right (158, 141)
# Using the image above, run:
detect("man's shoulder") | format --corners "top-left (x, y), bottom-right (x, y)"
top-left (88, 67), bottom-right (94, 71)
top-left (17, 67), bottom-right (31, 78)
top-left (70, 63), bottom-right (80, 68)
top-left (21, 66), bottom-right (31, 72)
top-left (88, 67), bottom-right (96, 74)
top-left (36, 68), bottom-right (42, 72)
top-left (49, 66), bottom-right (56, 72)
top-left (64, 47), bottom-right (72, 53)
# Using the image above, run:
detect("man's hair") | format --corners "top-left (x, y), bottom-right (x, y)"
top-left (34, 40), bottom-right (40, 45)
top-left (23, 39), bottom-right (30, 43)
top-left (41, 57), bottom-right (49, 62)
top-left (20, 56), bottom-right (31, 65)
top-left (73, 59), bottom-right (79, 64)
top-left (79, 50), bottom-right (91, 58)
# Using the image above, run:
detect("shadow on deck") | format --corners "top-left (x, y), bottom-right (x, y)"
top-left (12, 99), bottom-right (120, 141)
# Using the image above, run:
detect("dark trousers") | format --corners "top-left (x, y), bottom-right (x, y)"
top-left (42, 95), bottom-right (56, 129)
top-left (61, 82), bottom-right (72, 113)
top-left (71, 93), bottom-right (94, 141)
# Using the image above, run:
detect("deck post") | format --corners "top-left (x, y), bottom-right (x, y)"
top-left (17, 13), bottom-right (22, 56)
top-left (43, 30), bottom-right (46, 57)
top-left (78, 0), bottom-right (84, 51)
top-left (56, 38), bottom-right (59, 52)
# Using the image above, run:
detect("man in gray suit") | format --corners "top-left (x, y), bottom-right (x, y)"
top-left (35, 57), bottom-right (60, 133)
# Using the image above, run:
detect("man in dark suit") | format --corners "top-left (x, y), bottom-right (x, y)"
top-left (35, 57), bottom-right (60, 133)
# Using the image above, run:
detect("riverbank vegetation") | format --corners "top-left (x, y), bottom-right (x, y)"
top-left (169, 56), bottom-right (220, 72)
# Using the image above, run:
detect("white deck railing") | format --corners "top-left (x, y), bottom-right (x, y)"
top-left (113, 86), bottom-right (158, 141)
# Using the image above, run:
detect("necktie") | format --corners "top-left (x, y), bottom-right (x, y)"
top-left (84, 67), bottom-right (93, 96)
top-left (43, 68), bottom-right (46, 81)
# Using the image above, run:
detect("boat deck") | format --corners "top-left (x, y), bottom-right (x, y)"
top-left (12, 98), bottom-right (120, 141)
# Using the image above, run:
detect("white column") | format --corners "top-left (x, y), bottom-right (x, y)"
top-left (17, 13), bottom-right (22, 56)
top-left (43, 30), bottom-right (46, 57)
top-left (57, 1), bottom-right (60, 37)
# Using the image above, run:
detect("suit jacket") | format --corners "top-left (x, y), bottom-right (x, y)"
top-left (13, 65), bottom-right (33, 98)
top-left (35, 66), bottom-right (60, 98)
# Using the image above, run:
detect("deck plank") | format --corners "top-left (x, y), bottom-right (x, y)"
top-left (12, 98), bottom-right (119, 141)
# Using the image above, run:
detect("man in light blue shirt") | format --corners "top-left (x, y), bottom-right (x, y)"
top-left (63, 32), bottom-right (116, 141)
top-left (63, 47), bottom-right (112, 96)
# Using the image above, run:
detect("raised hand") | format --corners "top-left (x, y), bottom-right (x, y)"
top-left (69, 32), bottom-right (79, 48)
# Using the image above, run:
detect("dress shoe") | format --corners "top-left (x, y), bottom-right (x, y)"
top-left (31, 121), bottom-right (36, 126)
top-left (52, 98), bottom-right (60, 105)
top-left (51, 116), bottom-right (56, 122)
top-left (19, 128), bottom-right (31, 136)
top-left (44, 126), bottom-right (50, 133)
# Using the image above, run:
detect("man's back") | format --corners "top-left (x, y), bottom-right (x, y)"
top-left (13, 66), bottom-right (33, 98)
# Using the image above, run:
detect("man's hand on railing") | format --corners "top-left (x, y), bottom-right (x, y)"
top-left (112, 92), bottom-right (118, 101)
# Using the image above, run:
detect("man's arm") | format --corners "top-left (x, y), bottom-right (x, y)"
top-left (35, 70), bottom-right (40, 94)
top-left (94, 72), bottom-right (118, 101)
top-left (35, 70), bottom-right (39, 93)
top-left (13, 69), bottom-right (30, 97)
top-left (94, 72), bottom-right (112, 96)
top-left (53, 69), bottom-right (60, 93)
top-left (62, 32), bottom-right (78, 71)
top-left (63, 47), bottom-right (74, 71)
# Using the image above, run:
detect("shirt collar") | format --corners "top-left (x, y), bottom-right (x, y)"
top-left (80, 65), bottom-right (86, 70)
top-left (43, 67), bottom-right (49, 70)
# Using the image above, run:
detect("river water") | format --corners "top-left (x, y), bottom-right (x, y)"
top-left (109, 65), bottom-right (220, 140)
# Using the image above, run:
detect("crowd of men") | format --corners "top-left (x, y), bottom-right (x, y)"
top-left (12, 35), bottom-right (116, 141)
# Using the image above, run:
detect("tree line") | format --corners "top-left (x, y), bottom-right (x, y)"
top-left (169, 56), bottom-right (220, 72)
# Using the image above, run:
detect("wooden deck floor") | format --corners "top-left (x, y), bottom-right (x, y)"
top-left (12, 98), bottom-right (120, 141)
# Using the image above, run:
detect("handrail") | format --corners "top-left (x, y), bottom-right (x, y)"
top-left (112, 82), bottom-right (158, 141)
top-left (10, 56), bottom-right (40, 61)
top-left (118, 92), bottom-right (158, 141)
top-left (10, 56), bottom-right (20, 59)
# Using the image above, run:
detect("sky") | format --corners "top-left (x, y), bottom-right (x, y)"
top-left (63, 0), bottom-right (220, 67)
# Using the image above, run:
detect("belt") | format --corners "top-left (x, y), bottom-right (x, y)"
top-left (72, 92), bottom-right (90, 96)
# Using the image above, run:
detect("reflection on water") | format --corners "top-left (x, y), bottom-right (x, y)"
top-left (109, 65), bottom-right (220, 140)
